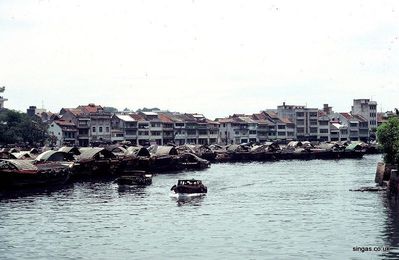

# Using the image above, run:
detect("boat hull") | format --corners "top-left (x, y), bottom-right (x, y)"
top-left (0, 170), bottom-right (71, 189)
top-left (171, 193), bottom-right (206, 199)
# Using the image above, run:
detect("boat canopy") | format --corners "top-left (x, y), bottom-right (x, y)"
top-left (104, 145), bottom-right (127, 154)
top-left (149, 146), bottom-right (178, 156)
top-left (58, 147), bottom-right (81, 155)
top-left (78, 148), bottom-right (116, 161)
top-left (126, 146), bottom-right (151, 157)
top-left (35, 151), bottom-right (73, 162)
top-left (227, 144), bottom-right (249, 152)
top-left (10, 151), bottom-right (34, 159)
top-left (0, 159), bottom-right (37, 171)
top-left (345, 143), bottom-right (364, 151)
top-left (178, 179), bottom-right (202, 185)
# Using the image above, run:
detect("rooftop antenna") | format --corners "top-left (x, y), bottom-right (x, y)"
top-left (41, 100), bottom-right (44, 109)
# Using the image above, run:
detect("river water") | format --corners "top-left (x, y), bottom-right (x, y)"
top-left (1, 155), bottom-right (398, 259)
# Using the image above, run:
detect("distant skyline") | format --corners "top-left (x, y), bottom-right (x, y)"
top-left (1, 1), bottom-right (398, 119)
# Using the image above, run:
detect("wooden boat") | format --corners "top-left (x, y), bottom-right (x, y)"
top-left (170, 179), bottom-right (207, 196)
top-left (116, 170), bottom-right (152, 186)
top-left (0, 159), bottom-right (72, 189)
top-left (73, 148), bottom-right (120, 179)
top-left (177, 153), bottom-right (210, 170)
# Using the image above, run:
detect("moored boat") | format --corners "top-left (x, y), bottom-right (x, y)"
top-left (116, 170), bottom-right (152, 186)
top-left (0, 159), bottom-right (72, 189)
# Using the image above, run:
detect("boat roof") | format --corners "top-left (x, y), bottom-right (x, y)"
top-left (178, 179), bottom-right (202, 183)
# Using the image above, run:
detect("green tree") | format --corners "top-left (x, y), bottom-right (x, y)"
top-left (0, 109), bottom-right (48, 146)
top-left (377, 117), bottom-right (399, 166)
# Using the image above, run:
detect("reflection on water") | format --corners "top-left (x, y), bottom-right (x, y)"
top-left (2, 155), bottom-right (397, 259)
top-left (117, 185), bottom-right (148, 198)
top-left (0, 183), bottom-right (75, 202)
top-left (381, 194), bottom-right (399, 258)
top-left (172, 194), bottom-right (206, 207)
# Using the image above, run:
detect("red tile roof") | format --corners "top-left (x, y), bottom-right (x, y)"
top-left (280, 117), bottom-right (293, 124)
top-left (158, 113), bottom-right (174, 123)
top-left (54, 120), bottom-right (76, 126)
top-left (129, 113), bottom-right (146, 121)
top-left (77, 104), bottom-right (103, 114)
top-left (352, 114), bottom-right (368, 122)
top-left (340, 112), bottom-right (352, 120)
top-left (318, 110), bottom-right (327, 116)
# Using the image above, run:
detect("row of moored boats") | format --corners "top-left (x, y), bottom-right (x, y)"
top-left (0, 141), bottom-right (379, 189)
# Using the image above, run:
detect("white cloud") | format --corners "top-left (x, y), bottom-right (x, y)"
top-left (1, 0), bottom-right (399, 118)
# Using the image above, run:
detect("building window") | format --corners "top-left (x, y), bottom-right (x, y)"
top-left (296, 119), bottom-right (304, 125)
top-left (99, 127), bottom-right (103, 133)
top-left (198, 130), bottom-right (207, 135)
top-left (296, 112), bottom-right (305, 117)
top-left (92, 127), bottom-right (96, 133)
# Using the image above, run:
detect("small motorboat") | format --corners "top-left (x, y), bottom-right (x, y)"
top-left (116, 170), bottom-right (152, 186)
top-left (170, 179), bottom-right (207, 198)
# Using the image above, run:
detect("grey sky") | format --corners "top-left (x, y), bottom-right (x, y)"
top-left (1, 0), bottom-right (398, 119)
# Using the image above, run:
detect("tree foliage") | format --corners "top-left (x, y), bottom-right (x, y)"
top-left (377, 117), bottom-right (399, 166)
top-left (0, 109), bottom-right (48, 146)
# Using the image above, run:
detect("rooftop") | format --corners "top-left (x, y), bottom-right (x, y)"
top-left (115, 114), bottom-right (135, 122)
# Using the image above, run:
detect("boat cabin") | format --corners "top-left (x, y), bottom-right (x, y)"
top-left (178, 179), bottom-right (202, 186)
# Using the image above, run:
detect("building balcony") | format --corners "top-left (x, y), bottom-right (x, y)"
top-left (125, 127), bottom-right (138, 131)
top-left (111, 136), bottom-right (125, 141)
top-left (64, 137), bottom-right (77, 141)
top-left (149, 127), bottom-right (163, 131)
top-left (174, 135), bottom-right (186, 139)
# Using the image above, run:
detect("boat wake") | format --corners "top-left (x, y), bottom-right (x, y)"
top-left (170, 192), bottom-right (206, 199)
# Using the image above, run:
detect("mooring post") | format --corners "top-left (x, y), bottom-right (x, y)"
top-left (375, 162), bottom-right (385, 186)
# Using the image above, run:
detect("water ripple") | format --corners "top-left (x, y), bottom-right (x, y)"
top-left (1, 155), bottom-right (397, 259)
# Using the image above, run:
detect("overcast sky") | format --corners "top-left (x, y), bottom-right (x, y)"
top-left (1, 0), bottom-right (398, 119)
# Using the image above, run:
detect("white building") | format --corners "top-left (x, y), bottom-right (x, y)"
top-left (48, 120), bottom-right (77, 147)
top-left (351, 99), bottom-right (377, 131)
top-left (318, 111), bottom-right (330, 142)
top-left (277, 103), bottom-right (319, 141)
top-left (111, 114), bottom-right (137, 144)
top-left (330, 122), bottom-right (349, 142)
top-left (218, 117), bottom-right (249, 145)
